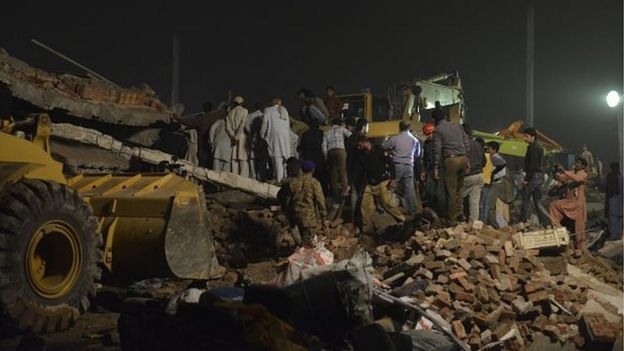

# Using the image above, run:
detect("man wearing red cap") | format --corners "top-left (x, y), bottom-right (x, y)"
top-left (421, 123), bottom-right (446, 216)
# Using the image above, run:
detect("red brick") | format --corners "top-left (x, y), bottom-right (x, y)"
top-left (500, 309), bottom-right (517, 321)
top-left (504, 241), bottom-right (514, 256)
top-left (484, 254), bottom-right (499, 264)
top-left (524, 280), bottom-right (549, 293)
top-left (424, 260), bottom-right (444, 270)
top-left (489, 263), bottom-right (502, 280)
top-left (477, 285), bottom-right (490, 303)
top-left (457, 258), bottom-right (472, 271)
top-left (572, 335), bottom-right (585, 349)
top-left (473, 313), bottom-right (490, 329)
top-left (480, 329), bottom-right (493, 344)
top-left (527, 290), bottom-right (549, 303)
top-left (498, 250), bottom-right (507, 267)
top-left (524, 249), bottom-right (539, 256)
top-left (452, 320), bottom-right (468, 339)
top-left (455, 279), bottom-right (472, 293)
top-left (455, 291), bottom-right (476, 303)
top-left (581, 313), bottom-right (620, 345)
top-left (492, 322), bottom-right (512, 341)
top-left (448, 283), bottom-right (465, 295)
top-left (450, 271), bottom-right (467, 280)
top-left (435, 291), bottom-right (452, 307)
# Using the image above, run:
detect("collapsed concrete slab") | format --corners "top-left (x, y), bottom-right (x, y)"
top-left (51, 123), bottom-right (280, 199)
top-left (0, 48), bottom-right (172, 126)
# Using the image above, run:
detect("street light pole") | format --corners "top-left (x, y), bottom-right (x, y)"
top-left (606, 90), bottom-right (623, 164)
top-left (526, 5), bottom-right (535, 128)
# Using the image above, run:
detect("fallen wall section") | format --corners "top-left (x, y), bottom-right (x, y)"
top-left (51, 123), bottom-right (279, 199)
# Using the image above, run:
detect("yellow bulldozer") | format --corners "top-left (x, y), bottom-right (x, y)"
top-left (0, 114), bottom-right (221, 333)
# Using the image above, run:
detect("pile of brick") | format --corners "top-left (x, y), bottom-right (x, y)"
top-left (206, 199), bottom-right (361, 266)
top-left (371, 222), bottom-right (623, 350)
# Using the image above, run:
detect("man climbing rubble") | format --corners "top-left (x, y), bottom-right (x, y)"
top-left (549, 158), bottom-right (588, 249)
top-left (285, 160), bottom-right (328, 247)
top-left (354, 135), bottom-right (405, 234)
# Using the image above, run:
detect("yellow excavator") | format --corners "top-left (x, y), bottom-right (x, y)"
top-left (0, 114), bottom-right (221, 333)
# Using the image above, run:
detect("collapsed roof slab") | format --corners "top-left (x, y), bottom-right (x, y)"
top-left (0, 48), bottom-right (172, 126)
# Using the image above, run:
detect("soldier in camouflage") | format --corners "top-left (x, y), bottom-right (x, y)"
top-left (286, 160), bottom-right (328, 246)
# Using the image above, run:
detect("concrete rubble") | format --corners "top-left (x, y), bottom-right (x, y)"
top-left (51, 122), bottom-right (280, 199)
top-left (0, 47), bottom-right (172, 126)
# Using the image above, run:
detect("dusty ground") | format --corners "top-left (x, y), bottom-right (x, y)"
top-left (0, 313), bottom-right (120, 351)
top-left (0, 262), bottom-right (281, 351)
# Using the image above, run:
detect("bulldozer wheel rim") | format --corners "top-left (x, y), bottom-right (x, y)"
top-left (25, 220), bottom-right (81, 300)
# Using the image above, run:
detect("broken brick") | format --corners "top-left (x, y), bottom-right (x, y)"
top-left (504, 241), bottom-right (514, 256)
top-left (452, 320), bottom-right (468, 339)
top-left (492, 322), bottom-right (512, 341)
top-left (484, 254), bottom-right (499, 265)
top-left (454, 258), bottom-right (470, 271)
top-left (527, 290), bottom-right (549, 303)
top-left (477, 286), bottom-right (490, 303)
top-left (449, 270), bottom-right (467, 280)
top-left (524, 280), bottom-right (549, 294)
top-left (455, 291), bottom-right (476, 303)
top-left (458, 276), bottom-right (476, 291)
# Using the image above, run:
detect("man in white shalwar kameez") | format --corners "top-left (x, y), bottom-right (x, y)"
top-left (261, 97), bottom-right (291, 182)
top-left (225, 96), bottom-right (249, 177)
top-left (209, 117), bottom-right (232, 172)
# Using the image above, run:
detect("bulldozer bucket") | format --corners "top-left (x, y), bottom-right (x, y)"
top-left (68, 173), bottom-right (223, 280)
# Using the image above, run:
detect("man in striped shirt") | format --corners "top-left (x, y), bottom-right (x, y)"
top-left (322, 118), bottom-right (352, 201)
top-left (382, 121), bottom-right (421, 217)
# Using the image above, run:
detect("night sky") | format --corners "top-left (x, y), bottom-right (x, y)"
top-left (1, 1), bottom-right (622, 164)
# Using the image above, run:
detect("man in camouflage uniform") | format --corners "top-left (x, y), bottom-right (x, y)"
top-left (287, 160), bottom-right (328, 246)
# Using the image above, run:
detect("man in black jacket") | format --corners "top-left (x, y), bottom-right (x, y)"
top-left (520, 127), bottom-right (550, 225)
top-left (354, 136), bottom-right (405, 234)
top-left (298, 118), bottom-right (328, 192)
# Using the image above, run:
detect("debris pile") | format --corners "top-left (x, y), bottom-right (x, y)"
top-left (0, 47), bottom-right (171, 126)
top-left (371, 221), bottom-right (623, 350)
top-left (206, 198), bottom-right (362, 267)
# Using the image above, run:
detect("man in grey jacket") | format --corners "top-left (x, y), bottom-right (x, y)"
top-left (432, 111), bottom-right (470, 221)
top-left (460, 124), bottom-right (486, 222)
top-left (382, 120), bottom-right (421, 217)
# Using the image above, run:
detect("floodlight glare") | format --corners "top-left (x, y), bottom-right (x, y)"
top-left (606, 90), bottom-right (621, 108)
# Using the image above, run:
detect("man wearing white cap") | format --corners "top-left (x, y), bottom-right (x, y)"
top-left (225, 96), bottom-right (249, 176)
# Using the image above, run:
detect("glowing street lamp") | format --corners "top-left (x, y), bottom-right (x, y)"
top-left (606, 90), bottom-right (623, 164)
top-left (606, 90), bottom-right (621, 108)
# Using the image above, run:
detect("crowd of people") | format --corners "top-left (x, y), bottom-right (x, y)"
top-left (175, 88), bottom-right (623, 250)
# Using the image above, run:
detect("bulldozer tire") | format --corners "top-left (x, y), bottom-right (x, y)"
top-left (0, 179), bottom-right (102, 334)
